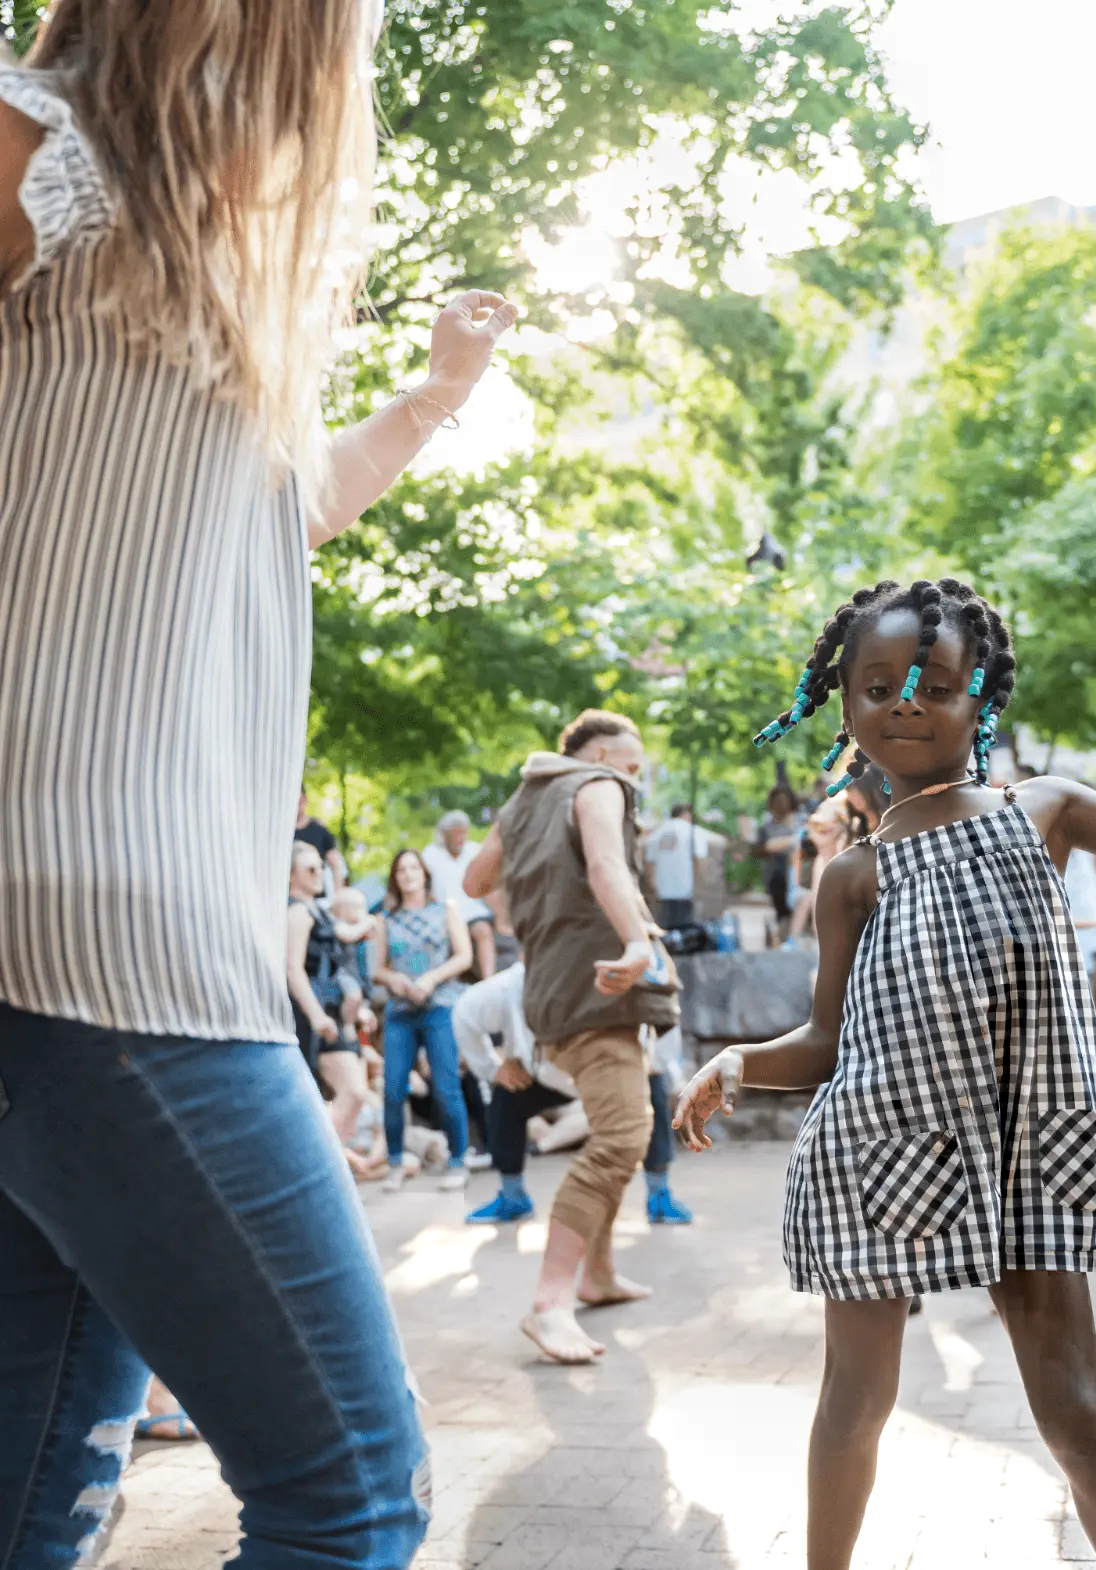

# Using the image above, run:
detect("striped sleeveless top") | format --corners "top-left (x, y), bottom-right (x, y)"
top-left (0, 66), bottom-right (310, 1044)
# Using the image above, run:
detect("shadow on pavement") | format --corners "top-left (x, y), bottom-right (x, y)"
top-left (458, 1308), bottom-right (734, 1570)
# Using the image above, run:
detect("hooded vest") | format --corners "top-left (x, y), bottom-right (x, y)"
top-left (497, 755), bottom-right (679, 1044)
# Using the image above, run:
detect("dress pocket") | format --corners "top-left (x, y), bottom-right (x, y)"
top-left (857, 1130), bottom-right (970, 1239)
top-left (1037, 1110), bottom-right (1096, 1210)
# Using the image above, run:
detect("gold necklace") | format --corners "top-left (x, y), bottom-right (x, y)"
top-left (875, 774), bottom-right (975, 836)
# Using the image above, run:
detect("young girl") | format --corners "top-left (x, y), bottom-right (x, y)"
top-left (675, 578), bottom-right (1096, 1570)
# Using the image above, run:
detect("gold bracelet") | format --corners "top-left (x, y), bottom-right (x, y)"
top-left (398, 388), bottom-right (461, 432)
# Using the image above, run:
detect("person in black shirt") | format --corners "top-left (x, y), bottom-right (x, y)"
top-left (294, 790), bottom-right (345, 893)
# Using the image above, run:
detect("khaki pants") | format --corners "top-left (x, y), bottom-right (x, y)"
top-left (545, 1027), bottom-right (652, 1257)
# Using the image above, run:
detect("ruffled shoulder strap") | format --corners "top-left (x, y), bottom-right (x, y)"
top-left (0, 65), bottom-right (114, 289)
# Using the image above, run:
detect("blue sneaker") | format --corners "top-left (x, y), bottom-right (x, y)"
top-left (647, 1189), bottom-right (693, 1225)
top-left (465, 1191), bottom-right (534, 1225)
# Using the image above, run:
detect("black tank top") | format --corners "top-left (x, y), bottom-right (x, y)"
top-left (289, 898), bottom-right (339, 980)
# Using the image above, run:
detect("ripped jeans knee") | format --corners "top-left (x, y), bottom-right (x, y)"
top-left (0, 1279), bottom-right (151, 1570)
top-left (72, 1409), bottom-right (143, 1563)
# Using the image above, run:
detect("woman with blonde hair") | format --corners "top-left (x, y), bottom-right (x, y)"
top-left (0, 2), bottom-right (516, 1564)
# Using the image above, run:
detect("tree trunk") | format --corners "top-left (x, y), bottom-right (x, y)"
top-left (339, 766), bottom-right (350, 851)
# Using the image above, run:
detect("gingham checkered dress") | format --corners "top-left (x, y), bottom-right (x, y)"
top-left (784, 797), bottom-right (1096, 1300)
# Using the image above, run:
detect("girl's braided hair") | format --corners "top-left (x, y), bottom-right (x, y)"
top-left (755, 579), bottom-right (1017, 790)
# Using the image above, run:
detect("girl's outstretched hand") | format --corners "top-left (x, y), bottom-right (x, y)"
top-left (673, 1048), bottom-right (744, 1152)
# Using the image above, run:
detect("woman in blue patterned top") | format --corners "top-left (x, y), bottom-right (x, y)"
top-left (374, 850), bottom-right (473, 1193)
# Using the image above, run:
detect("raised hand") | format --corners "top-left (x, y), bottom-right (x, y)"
top-left (427, 290), bottom-right (520, 408)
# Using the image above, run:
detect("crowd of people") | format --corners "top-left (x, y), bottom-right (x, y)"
top-left (287, 788), bottom-right (696, 1239)
top-left (753, 767), bottom-right (889, 944)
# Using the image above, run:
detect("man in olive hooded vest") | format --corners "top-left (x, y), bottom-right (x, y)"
top-left (464, 710), bottom-right (679, 1364)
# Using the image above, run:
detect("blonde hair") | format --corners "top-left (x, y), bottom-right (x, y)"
top-left (291, 840), bottom-right (323, 871)
top-left (28, 0), bottom-right (378, 512)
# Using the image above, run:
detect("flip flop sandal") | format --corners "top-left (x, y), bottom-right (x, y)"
top-left (135, 1410), bottom-right (199, 1441)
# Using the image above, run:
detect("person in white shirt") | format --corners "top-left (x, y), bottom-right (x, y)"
top-left (645, 804), bottom-right (710, 929)
top-left (454, 966), bottom-right (693, 1227)
top-left (453, 964), bottom-right (576, 1223)
top-left (1066, 848), bottom-right (1096, 993)
top-left (422, 811), bottom-right (497, 979)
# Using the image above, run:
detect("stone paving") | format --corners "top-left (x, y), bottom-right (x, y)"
top-left (105, 1142), bottom-right (1093, 1569)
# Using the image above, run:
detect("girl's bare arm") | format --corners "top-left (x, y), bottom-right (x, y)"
top-left (1016, 777), bottom-right (1096, 871)
top-left (674, 847), bottom-right (875, 1150)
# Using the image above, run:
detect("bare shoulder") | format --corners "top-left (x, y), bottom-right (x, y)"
top-left (1018, 775), bottom-right (1096, 864)
top-left (573, 775), bottom-right (627, 819)
top-left (1015, 775), bottom-right (1086, 812)
top-left (0, 93), bottom-right (44, 283)
top-left (817, 841), bottom-right (878, 924)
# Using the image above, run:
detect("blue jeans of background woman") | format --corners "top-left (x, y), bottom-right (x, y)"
top-left (0, 1004), bottom-right (428, 1569)
top-left (384, 1006), bottom-right (468, 1169)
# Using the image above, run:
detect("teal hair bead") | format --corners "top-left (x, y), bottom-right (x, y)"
top-left (883, 777), bottom-right (892, 797)
top-left (968, 666), bottom-right (986, 697)
top-left (826, 774), bottom-right (852, 799)
top-left (901, 687), bottom-right (915, 703)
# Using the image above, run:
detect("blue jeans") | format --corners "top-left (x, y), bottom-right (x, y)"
top-left (383, 1007), bottom-right (468, 1167)
top-left (645, 1072), bottom-right (674, 1173)
top-left (0, 1003), bottom-right (428, 1569)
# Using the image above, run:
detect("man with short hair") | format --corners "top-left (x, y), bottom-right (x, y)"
top-left (293, 790), bottom-right (345, 895)
top-left (422, 810), bottom-right (497, 979)
top-left (464, 710), bottom-right (679, 1364)
top-left (645, 802), bottom-right (709, 930)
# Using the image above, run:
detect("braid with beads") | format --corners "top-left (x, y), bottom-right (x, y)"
top-left (754, 579), bottom-right (1017, 791)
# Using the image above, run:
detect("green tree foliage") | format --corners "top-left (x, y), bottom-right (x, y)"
top-left (8, 0), bottom-right (943, 843)
top-left (1, 0), bottom-right (42, 53)
top-left (997, 477), bottom-right (1096, 751)
top-left (317, 0), bottom-right (935, 813)
top-left (896, 226), bottom-right (1096, 750)
top-left (369, 1), bottom-right (932, 368)
top-left (904, 227), bottom-right (1096, 569)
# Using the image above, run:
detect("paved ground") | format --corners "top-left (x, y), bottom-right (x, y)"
top-left (105, 1142), bottom-right (1092, 1569)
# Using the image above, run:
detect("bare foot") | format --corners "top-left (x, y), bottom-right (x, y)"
top-left (345, 1148), bottom-right (378, 1180)
top-left (577, 1274), bottom-right (653, 1307)
top-left (521, 1308), bottom-right (605, 1364)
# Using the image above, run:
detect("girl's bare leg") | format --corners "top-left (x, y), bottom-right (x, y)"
top-left (991, 1270), bottom-right (1096, 1543)
top-left (808, 1297), bottom-right (910, 1570)
top-left (318, 1050), bottom-right (369, 1146)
